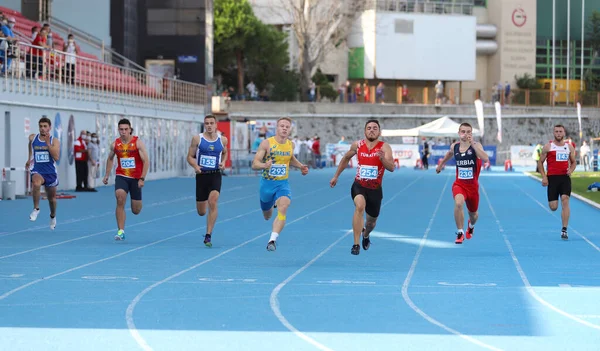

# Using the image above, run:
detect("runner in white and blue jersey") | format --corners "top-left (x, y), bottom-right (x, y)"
top-left (26, 117), bottom-right (61, 230)
top-left (187, 115), bottom-right (228, 247)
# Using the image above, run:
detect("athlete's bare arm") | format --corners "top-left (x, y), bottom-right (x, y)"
top-left (48, 137), bottom-right (60, 162)
top-left (330, 141), bottom-right (358, 187)
top-left (538, 143), bottom-right (550, 180)
top-left (436, 142), bottom-right (457, 173)
top-left (136, 139), bottom-right (150, 180)
top-left (102, 141), bottom-right (116, 184)
top-left (567, 143), bottom-right (577, 176)
top-left (25, 134), bottom-right (35, 169)
top-left (471, 142), bottom-right (489, 163)
top-left (379, 143), bottom-right (395, 172)
top-left (220, 136), bottom-right (229, 169)
top-left (187, 135), bottom-right (201, 173)
top-left (252, 139), bottom-right (272, 170)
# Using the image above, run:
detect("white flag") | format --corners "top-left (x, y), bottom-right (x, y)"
top-left (494, 101), bottom-right (502, 143)
top-left (474, 99), bottom-right (484, 137)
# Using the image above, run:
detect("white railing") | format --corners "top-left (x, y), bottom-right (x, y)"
top-left (372, 0), bottom-right (474, 15)
top-left (0, 41), bottom-right (206, 112)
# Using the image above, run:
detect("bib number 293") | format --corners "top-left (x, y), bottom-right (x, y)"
top-left (269, 164), bottom-right (287, 177)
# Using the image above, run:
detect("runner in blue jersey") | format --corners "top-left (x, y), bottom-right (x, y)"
top-left (187, 115), bottom-right (228, 247)
top-left (26, 117), bottom-right (61, 230)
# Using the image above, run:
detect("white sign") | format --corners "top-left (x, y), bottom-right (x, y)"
top-left (510, 145), bottom-right (536, 166)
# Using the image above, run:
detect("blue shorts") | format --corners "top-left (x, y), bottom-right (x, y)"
top-left (31, 172), bottom-right (59, 187)
top-left (259, 178), bottom-right (291, 211)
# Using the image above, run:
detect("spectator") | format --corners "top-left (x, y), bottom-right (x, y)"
top-left (246, 80), bottom-right (257, 101)
top-left (504, 81), bottom-right (511, 105)
top-left (346, 80), bottom-right (353, 102)
top-left (312, 136), bottom-right (321, 169)
top-left (376, 82), bottom-right (385, 103)
top-left (338, 136), bottom-right (348, 144)
top-left (309, 81), bottom-right (316, 102)
top-left (580, 141), bottom-right (591, 172)
top-left (87, 133), bottom-right (99, 192)
top-left (363, 81), bottom-right (370, 103)
top-left (31, 26), bottom-right (39, 41)
top-left (74, 130), bottom-right (89, 191)
top-left (63, 34), bottom-right (78, 84)
top-left (0, 16), bottom-right (16, 75)
top-left (435, 80), bottom-right (444, 105)
top-left (29, 27), bottom-right (50, 79)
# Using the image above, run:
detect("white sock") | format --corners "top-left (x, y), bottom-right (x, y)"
top-left (468, 222), bottom-right (475, 229)
top-left (457, 229), bottom-right (464, 234)
top-left (270, 232), bottom-right (279, 242)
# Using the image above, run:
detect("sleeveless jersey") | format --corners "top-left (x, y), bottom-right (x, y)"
top-left (262, 137), bottom-right (293, 180)
top-left (355, 140), bottom-right (385, 189)
top-left (546, 141), bottom-right (570, 176)
top-left (453, 143), bottom-right (481, 186)
top-left (196, 134), bottom-right (224, 172)
top-left (114, 136), bottom-right (143, 179)
top-left (30, 134), bottom-right (57, 175)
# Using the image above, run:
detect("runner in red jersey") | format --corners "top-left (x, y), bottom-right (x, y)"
top-left (436, 122), bottom-right (489, 244)
top-left (330, 119), bottom-right (395, 255)
top-left (102, 118), bottom-right (149, 241)
top-left (537, 124), bottom-right (576, 240)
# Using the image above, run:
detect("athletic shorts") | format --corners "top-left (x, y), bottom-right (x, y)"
top-left (31, 172), bottom-right (59, 187)
top-left (196, 171), bottom-right (222, 202)
top-left (351, 181), bottom-right (383, 218)
top-left (547, 175), bottom-right (571, 201)
top-left (259, 178), bottom-right (291, 211)
top-left (452, 182), bottom-right (479, 213)
top-left (115, 175), bottom-right (142, 201)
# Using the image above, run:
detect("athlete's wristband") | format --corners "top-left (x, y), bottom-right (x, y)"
top-left (139, 177), bottom-right (145, 181)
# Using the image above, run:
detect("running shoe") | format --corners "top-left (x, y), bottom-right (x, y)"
top-left (29, 208), bottom-right (40, 221)
top-left (204, 234), bottom-right (212, 247)
top-left (466, 220), bottom-right (474, 240)
top-left (351, 244), bottom-right (360, 255)
top-left (49, 216), bottom-right (56, 230)
top-left (267, 240), bottom-right (276, 251)
top-left (361, 228), bottom-right (371, 250)
top-left (455, 232), bottom-right (464, 244)
top-left (115, 229), bottom-right (125, 241)
top-left (561, 229), bottom-right (568, 240)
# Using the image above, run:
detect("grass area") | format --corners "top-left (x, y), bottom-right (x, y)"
top-left (526, 171), bottom-right (600, 204)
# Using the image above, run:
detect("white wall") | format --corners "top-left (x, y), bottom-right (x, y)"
top-left (375, 13), bottom-right (476, 81)
top-left (51, 0), bottom-right (111, 46)
top-left (1, 105), bottom-right (202, 196)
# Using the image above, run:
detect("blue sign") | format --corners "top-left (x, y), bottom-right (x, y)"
top-left (53, 113), bottom-right (63, 165)
top-left (178, 55), bottom-right (198, 63)
top-left (420, 144), bottom-right (497, 166)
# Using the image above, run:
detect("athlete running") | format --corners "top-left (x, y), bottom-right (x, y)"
top-left (330, 119), bottom-right (395, 255)
top-left (252, 117), bottom-right (309, 252)
top-left (537, 124), bottom-right (576, 240)
top-left (26, 117), bottom-right (61, 230)
top-left (102, 118), bottom-right (149, 240)
top-left (187, 115), bottom-right (228, 247)
top-left (436, 122), bottom-right (489, 244)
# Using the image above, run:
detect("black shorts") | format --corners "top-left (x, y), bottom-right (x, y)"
top-left (115, 175), bottom-right (142, 201)
top-left (196, 171), bottom-right (222, 202)
top-left (547, 175), bottom-right (571, 201)
top-left (351, 181), bottom-right (383, 218)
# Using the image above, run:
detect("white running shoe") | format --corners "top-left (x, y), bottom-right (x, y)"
top-left (29, 209), bottom-right (40, 221)
top-left (50, 217), bottom-right (56, 230)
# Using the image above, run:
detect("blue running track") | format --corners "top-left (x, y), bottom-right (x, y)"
top-left (0, 167), bottom-right (599, 350)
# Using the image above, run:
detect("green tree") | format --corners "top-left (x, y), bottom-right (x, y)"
top-left (214, 0), bottom-right (258, 97)
top-left (312, 68), bottom-right (338, 101)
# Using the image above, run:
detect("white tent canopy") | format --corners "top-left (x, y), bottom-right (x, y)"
top-left (381, 116), bottom-right (482, 138)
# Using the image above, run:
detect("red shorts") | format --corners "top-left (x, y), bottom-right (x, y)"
top-left (452, 182), bottom-right (479, 213)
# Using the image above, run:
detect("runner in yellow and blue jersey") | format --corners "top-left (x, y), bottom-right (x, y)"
top-left (252, 117), bottom-right (309, 251)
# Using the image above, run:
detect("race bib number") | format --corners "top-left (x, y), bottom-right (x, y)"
top-left (120, 157), bottom-right (136, 169)
top-left (35, 151), bottom-right (50, 163)
top-left (200, 155), bottom-right (217, 168)
top-left (556, 152), bottom-right (569, 161)
top-left (269, 164), bottom-right (287, 177)
top-left (359, 165), bottom-right (378, 180)
top-left (458, 167), bottom-right (474, 180)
